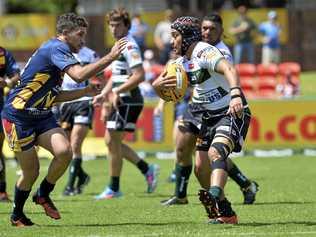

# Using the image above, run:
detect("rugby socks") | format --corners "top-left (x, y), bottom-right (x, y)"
top-left (38, 178), bottom-right (55, 197)
top-left (209, 186), bottom-right (222, 200)
top-left (136, 160), bottom-right (149, 175)
top-left (12, 186), bottom-right (30, 218)
top-left (0, 181), bottom-right (6, 193)
top-left (109, 176), bottom-right (120, 192)
top-left (175, 164), bottom-right (192, 198)
top-left (67, 158), bottom-right (81, 188)
top-left (227, 163), bottom-right (251, 189)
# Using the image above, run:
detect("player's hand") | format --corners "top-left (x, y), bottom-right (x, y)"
top-left (92, 93), bottom-right (106, 107)
top-left (109, 38), bottom-right (128, 60)
top-left (152, 71), bottom-right (177, 90)
top-left (227, 96), bottom-right (243, 118)
top-left (110, 91), bottom-right (122, 110)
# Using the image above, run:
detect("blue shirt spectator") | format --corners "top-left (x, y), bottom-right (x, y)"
top-left (259, 11), bottom-right (281, 65)
top-left (129, 14), bottom-right (148, 56)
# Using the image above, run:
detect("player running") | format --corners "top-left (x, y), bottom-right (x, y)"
top-left (2, 13), bottom-right (126, 227)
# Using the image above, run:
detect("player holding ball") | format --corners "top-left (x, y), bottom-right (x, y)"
top-left (152, 16), bottom-right (251, 224)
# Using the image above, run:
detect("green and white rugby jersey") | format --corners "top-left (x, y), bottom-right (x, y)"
top-left (111, 34), bottom-right (143, 99)
top-left (175, 41), bottom-right (231, 111)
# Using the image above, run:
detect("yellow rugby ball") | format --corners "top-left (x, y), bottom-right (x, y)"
top-left (157, 63), bottom-right (188, 102)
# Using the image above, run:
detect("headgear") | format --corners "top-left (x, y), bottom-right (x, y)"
top-left (171, 16), bottom-right (202, 55)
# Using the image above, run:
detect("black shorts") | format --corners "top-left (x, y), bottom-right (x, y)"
top-left (177, 103), bottom-right (207, 135)
top-left (106, 101), bottom-right (143, 132)
top-left (197, 107), bottom-right (251, 152)
top-left (59, 100), bottom-right (94, 130)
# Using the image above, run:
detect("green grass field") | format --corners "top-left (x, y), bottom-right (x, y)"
top-left (1, 156), bottom-right (316, 237)
top-left (298, 71), bottom-right (316, 99)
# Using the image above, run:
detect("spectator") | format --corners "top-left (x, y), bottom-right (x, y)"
top-left (154, 9), bottom-right (175, 65)
top-left (139, 49), bottom-right (160, 98)
top-left (258, 10), bottom-right (281, 65)
top-left (277, 71), bottom-right (299, 98)
top-left (130, 13), bottom-right (149, 56)
top-left (229, 5), bottom-right (256, 64)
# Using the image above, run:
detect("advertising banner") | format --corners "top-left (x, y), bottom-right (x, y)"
top-left (93, 100), bottom-right (174, 152)
top-left (0, 14), bottom-right (55, 50)
top-left (92, 100), bottom-right (316, 152)
top-left (246, 100), bottom-right (316, 149)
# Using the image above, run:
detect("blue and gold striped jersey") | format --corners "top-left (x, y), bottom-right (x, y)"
top-left (2, 38), bottom-right (79, 121)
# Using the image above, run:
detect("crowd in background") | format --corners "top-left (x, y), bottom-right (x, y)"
top-left (128, 7), bottom-right (298, 100)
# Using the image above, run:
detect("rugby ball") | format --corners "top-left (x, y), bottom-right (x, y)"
top-left (156, 63), bottom-right (188, 102)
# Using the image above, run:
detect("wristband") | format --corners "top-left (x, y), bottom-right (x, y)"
top-left (230, 86), bottom-right (241, 91)
top-left (231, 94), bottom-right (241, 99)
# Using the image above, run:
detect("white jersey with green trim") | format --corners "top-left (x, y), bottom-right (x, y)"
top-left (175, 41), bottom-right (230, 111)
top-left (111, 34), bottom-right (143, 97)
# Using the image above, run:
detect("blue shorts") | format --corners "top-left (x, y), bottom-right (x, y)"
top-left (2, 115), bottom-right (59, 152)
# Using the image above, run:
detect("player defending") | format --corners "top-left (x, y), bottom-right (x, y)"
top-left (153, 16), bottom-right (250, 224)
top-left (194, 14), bottom-right (258, 203)
top-left (2, 13), bottom-right (126, 227)
top-left (60, 46), bottom-right (100, 196)
top-left (0, 46), bottom-right (20, 202)
top-left (93, 8), bottom-right (159, 200)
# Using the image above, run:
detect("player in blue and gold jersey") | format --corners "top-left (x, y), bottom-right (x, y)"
top-left (2, 13), bottom-right (127, 227)
top-left (0, 46), bottom-right (20, 202)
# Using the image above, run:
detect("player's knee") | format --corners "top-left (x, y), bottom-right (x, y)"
top-left (208, 146), bottom-right (222, 161)
top-left (56, 146), bottom-right (73, 164)
top-left (209, 143), bottom-right (230, 171)
top-left (31, 168), bottom-right (40, 182)
top-left (21, 167), bottom-right (40, 184)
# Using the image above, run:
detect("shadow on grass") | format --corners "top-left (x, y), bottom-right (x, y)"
top-left (32, 220), bottom-right (316, 228)
top-left (55, 198), bottom-right (95, 202)
top-left (188, 200), bottom-right (316, 206)
top-left (135, 193), bottom-right (197, 198)
top-left (39, 221), bottom-right (196, 228)
top-left (238, 221), bottom-right (316, 227)
top-left (234, 201), bottom-right (316, 206)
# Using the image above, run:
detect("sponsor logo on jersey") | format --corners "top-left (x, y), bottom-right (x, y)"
top-left (197, 46), bottom-right (213, 58)
top-left (131, 51), bottom-right (140, 60)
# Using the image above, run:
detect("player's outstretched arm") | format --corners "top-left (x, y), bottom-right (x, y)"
top-left (55, 84), bottom-right (101, 103)
top-left (65, 38), bottom-right (127, 83)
